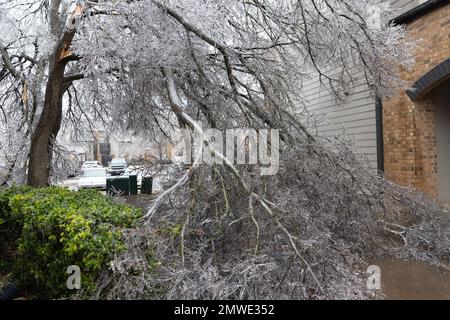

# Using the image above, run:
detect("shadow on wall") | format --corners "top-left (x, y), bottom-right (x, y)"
top-left (434, 80), bottom-right (450, 203)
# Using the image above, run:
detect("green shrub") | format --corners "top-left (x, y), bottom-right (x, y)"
top-left (0, 186), bottom-right (142, 298)
top-left (0, 185), bottom-right (33, 275)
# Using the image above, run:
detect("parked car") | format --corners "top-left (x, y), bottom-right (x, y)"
top-left (81, 161), bottom-right (103, 169)
top-left (107, 158), bottom-right (128, 176)
top-left (78, 168), bottom-right (108, 190)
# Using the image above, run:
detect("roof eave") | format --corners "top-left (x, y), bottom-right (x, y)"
top-left (391, 0), bottom-right (450, 25)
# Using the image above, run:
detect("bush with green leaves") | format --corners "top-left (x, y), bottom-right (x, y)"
top-left (0, 186), bottom-right (142, 298)
top-left (0, 185), bottom-right (32, 275)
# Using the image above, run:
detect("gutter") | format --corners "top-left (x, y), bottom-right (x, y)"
top-left (391, 0), bottom-right (450, 25)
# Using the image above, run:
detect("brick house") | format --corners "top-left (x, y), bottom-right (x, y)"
top-left (383, 0), bottom-right (450, 203)
top-left (305, 0), bottom-right (450, 204)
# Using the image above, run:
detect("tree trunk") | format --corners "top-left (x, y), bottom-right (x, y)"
top-left (27, 31), bottom-right (75, 186)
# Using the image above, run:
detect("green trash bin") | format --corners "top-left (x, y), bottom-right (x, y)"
top-left (107, 176), bottom-right (130, 196)
top-left (141, 176), bottom-right (153, 195)
top-left (129, 175), bottom-right (138, 196)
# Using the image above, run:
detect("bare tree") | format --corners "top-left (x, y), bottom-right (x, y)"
top-left (5, 1), bottom-right (447, 301)
top-left (78, 0), bottom-right (414, 138)
top-left (59, 0), bottom-right (446, 300)
top-left (0, 1), bottom-right (119, 185)
top-left (0, 0), bottom-right (413, 185)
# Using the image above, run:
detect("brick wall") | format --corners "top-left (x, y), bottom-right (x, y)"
top-left (383, 3), bottom-right (450, 198)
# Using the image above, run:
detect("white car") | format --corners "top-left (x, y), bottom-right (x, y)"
top-left (78, 168), bottom-right (108, 190)
top-left (81, 161), bottom-right (103, 169)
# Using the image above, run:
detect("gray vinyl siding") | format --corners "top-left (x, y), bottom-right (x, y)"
top-left (302, 72), bottom-right (378, 169)
top-left (301, 1), bottom-right (426, 170)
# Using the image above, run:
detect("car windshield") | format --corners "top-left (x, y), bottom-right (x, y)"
top-left (111, 159), bottom-right (126, 165)
top-left (83, 162), bottom-right (98, 166)
top-left (81, 169), bottom-right (106, 177)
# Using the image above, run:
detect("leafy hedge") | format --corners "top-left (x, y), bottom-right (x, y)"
top-left (0, 186), bottom-right (142, 298)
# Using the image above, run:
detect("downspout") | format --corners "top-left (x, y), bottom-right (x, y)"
top-left (375, 97), bottom-right (384, 175)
